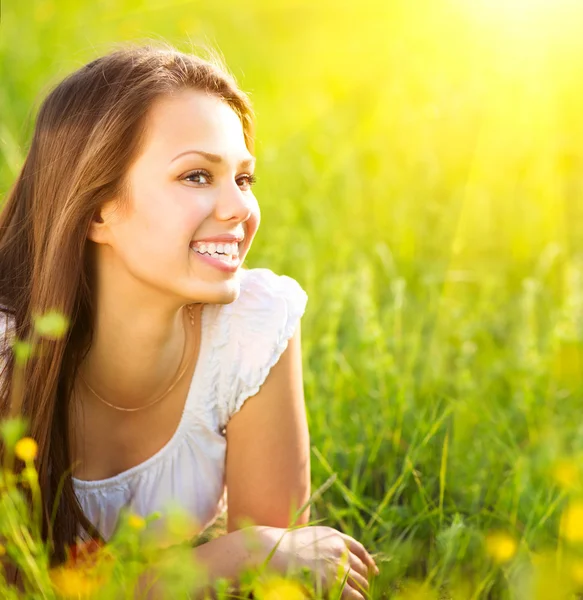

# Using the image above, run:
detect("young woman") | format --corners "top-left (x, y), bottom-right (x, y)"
top-left (0, 44), bottom-right (378, 598)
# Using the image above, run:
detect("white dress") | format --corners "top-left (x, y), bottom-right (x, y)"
top-left (2, 268), bottom-right (308, 541)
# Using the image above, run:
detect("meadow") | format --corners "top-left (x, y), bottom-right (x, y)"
top-left (2, 0), bottom-right (583, 597)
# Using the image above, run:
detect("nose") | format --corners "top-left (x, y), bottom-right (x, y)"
top-left (215, 180), bottom-right (255, 223)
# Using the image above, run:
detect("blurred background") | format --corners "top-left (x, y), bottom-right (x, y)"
top-left (3, 0), bottom-right (583, 596)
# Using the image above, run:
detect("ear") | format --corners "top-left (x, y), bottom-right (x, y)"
top-left (87, 205), bottom-right (112, 245)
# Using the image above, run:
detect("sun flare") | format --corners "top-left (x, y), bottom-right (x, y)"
top-left (468, 0), bottom-right (583, 34)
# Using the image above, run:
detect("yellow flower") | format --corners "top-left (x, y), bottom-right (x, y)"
top-left (14, 437), bottom-right (38, 462)
top-left (552, 459), bottom-right (581, 490)
top-left (256, 575), bottom-right (308, 600)
top-left (561, 501), bottom-right (583, 543)
top-left (127, 514), bottom-right (146, 531)
top-left (0, 543), bottom-right (6, 557)
top-left (49, 566), bottom-right (101, 598)
top-left (485, 531), bottom-right (517, 563)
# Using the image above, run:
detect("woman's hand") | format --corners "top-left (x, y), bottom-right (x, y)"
top-left (255, 525), bottom-right (379, 599)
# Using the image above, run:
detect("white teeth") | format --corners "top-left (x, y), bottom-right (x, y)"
top-left (192, 245), bottom-right (238, 265)
top-left (191, 240), bottom-right (241, 257)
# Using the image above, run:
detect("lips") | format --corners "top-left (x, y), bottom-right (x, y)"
top-left (191, 233), bottom-right (245, 244)
top-left (190, 231), bottom-right (247, 260)
top-left (189, 242), bottom-right (241, 273)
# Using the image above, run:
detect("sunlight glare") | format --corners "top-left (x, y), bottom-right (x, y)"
top-left (471, 0), bottom-right (578, 28)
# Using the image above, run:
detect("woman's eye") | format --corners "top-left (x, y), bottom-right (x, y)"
top-left (238, 174), bottom-right (257, 190)
top-left (184, 170), bottom-right (211, 185)
top-left (182, 170), bottom-right (257, 189)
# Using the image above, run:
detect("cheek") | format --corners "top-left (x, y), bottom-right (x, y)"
top-left (246, 198), bottom-right (261, 238)
top-left (132, 185), bottom-right (196, 246)
top-left (183, 206), bottom-right (213, 237)
top-left (111, 207), bottom-right (191, 272)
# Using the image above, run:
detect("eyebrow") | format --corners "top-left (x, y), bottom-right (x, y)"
top-left (170, 149), bottom-right (256, 169)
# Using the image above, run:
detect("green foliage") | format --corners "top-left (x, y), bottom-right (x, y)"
top-left (2, 0), bottom-right (583, 597)
top-left (10, 342), bottom-right (35, 367)
top-left (1, 420), bottom-right (28, 449)
top-left (32, 312), bottom-right (69, 340)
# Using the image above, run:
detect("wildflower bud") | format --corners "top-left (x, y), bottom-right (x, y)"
top-left (485, 531), bottom-right (517, 564)
top-left (14, 437), bottom-right (38, 462)
top-left (128, 514), bottom-right (146, 531)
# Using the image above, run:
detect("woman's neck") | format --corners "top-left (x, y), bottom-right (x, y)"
top-left (77, 250), bottom-right (203, 410)
top-left (78, 304), bottom-right (195, 410)
top-left (68, 299), bottom-right (203, 481)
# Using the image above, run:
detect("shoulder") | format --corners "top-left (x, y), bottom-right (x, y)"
top-left (222, 267), bottom-right (308, 325)
top-left (210, 267), bottom-right (308, 430)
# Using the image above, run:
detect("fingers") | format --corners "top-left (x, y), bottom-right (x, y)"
top-left (347, 552), bottom-right (370, 588)
top-left (339, 532), bottom-right (379, 576)
top-left (324, 552), bottom-right (368, 600)
top-left (346, 566), bottom-right (369, 594)
top-left (334, 551), bottom-right (369, 597)
top-left (341, 583), bottom-right (366, 600)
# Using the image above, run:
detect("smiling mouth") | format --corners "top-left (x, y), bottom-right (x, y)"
top-left (189, 240), bottom-right (242, 268)
top-left (189, 240), bottom-right (240, 259)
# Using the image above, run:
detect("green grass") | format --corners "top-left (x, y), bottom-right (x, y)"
top-left (3, 0), bottom-right (583, 597)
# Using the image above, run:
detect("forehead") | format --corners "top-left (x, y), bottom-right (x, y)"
top-left (140, 89), bottom-right (249, 161)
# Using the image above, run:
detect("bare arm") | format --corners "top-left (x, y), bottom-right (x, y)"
top-left (225, 322), bottom-right (311, 531)
top-left (141, 526), bottom-right (279, 599)
top-left (143, 322), bottom-right (312, 598)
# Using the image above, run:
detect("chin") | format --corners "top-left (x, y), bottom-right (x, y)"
top-left (189, 275), bottom-right (242, 305)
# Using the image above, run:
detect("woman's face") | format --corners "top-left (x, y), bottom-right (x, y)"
top-left (93, 89), bottom-right (260, 306)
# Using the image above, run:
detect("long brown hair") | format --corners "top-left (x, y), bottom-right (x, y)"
top-left (0, 42), bottom-right (255, 562)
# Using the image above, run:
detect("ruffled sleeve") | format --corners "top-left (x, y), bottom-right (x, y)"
top-left (213, 268), bottom-right (308, 431)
